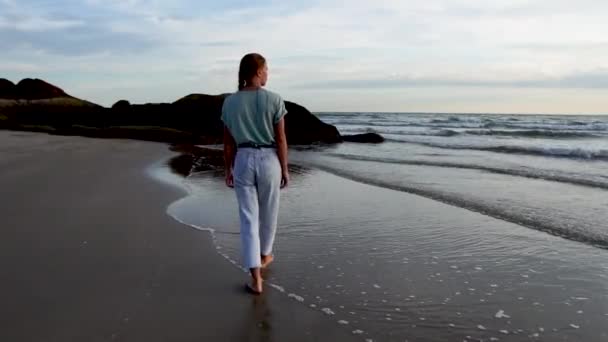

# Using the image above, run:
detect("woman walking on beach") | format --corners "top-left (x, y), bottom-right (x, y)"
top-left (221, 53), bottom-right (289, 295)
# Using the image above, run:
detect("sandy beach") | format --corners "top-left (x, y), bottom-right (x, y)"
top-left (171, 142), bottom-right (608, 341)
top-left (0, 130), bottom-right (355, 342)
top-left (2, 127), bottom-right (607, 342)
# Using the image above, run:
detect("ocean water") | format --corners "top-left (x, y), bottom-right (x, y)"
top-left (309, 113), bottom-right (608, 247)
top-left (167, 113), bottom-right (608, 341)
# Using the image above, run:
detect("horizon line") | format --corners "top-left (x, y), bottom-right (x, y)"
top-left (312, 111), bottom-right (608, 116)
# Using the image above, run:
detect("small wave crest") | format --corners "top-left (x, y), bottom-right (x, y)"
top-left (483, 145), bottom-right (608, 160)
top-left (323, 114), bottom-right (608, 133)
top-left (298, 158), bottom-right (608, 249)
top-left (430, 116), bottom-right (462, 124)
top-left (464, 129), bottom-right (598, 138)
top-left (339, 127), bottom-right (599, 139)
top-left (326, 153), bottom-right (608, 190)
top-left (383, 137), bottom-right (608, 161)
top-left (339, 127), bottom-right (459, 137)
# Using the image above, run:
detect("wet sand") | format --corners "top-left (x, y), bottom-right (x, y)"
top-left (170, 148), bottom-right (608, 342)
top-left (0, 131), bottom-right (355, 342)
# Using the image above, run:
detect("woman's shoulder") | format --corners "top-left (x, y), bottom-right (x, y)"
top-left (223, 91), bottom-right (247, 107)
top-left (260, 88), bottom-right (284, 102)
top-left (225, 91), bottom-right (244, 101)
top-left (223, 92), bottom-right (235, 105)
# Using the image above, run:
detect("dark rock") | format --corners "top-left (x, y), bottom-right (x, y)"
top-left (171, 93), bottom-right (342, 145)
top-left (284, 101), bottom-right (342, 145)
top-left (341, 132), bottom-right (385, 143)
top-left (170, 144), bottom-right (224, 173)
top-left (0, 77), bottom-right (383, 145)
top-left (173, 93), bottom-right (228, 108)
top-left (167, 154), bottom-right (195, 177)
top-left (15, 78), bottom-right (69, 100)
top-left (0, 78), bottom-right (15, 99)
top-left (112, 100), bottom-right (131, 109)
top-left (172, 93), bottom-right (228, 141)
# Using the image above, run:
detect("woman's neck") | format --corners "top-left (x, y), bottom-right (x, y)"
top-left (241, 85), bottom-right (261, 91)
top-left (242, 78), bottom-right (263, 91)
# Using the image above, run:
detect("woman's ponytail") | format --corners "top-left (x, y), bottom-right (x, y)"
top-left (238, 71), bottom-right (246, 91)
top-left (238, 53), bottom-right (266, 91)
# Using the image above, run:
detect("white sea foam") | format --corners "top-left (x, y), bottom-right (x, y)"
top-left (321, 308), bottom-right (335, 315)
top-left (495, 310), bottom-right (510, 319)
top-left (288, 293), bottom-right (304, 302)
top-left (269, 284), bottom-right (285, 293)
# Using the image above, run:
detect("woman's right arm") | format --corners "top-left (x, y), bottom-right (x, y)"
top-left (223, 126), bottom-right (236, 188)
top-left (274, 118), bottom-right (289, 188)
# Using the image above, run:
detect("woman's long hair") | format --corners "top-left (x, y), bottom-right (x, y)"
top-left (238, 53), bottom-right (266, 90)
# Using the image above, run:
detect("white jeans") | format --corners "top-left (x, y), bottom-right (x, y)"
top-left (233, 147), bottom-right (282, 269)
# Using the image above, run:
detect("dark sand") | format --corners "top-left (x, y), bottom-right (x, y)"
top-left (0, 131), bottom-right (355, 342)
top-left (170, 147), bottom-right (608, 342)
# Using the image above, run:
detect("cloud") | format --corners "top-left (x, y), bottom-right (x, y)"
top-left (0, 61), bottom-right (44, 73)
top-left (293, 69), bottom-right (608, 89)
top-left (1, 0), bottom-right (607, 112)
top-left (0, 26), bottom-right (155, 56)
top-left (0, 15), bottom-right (84, 31)
top-left (0, 1), bottom-right (157, 56)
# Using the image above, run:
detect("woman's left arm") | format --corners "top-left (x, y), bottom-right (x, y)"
top-left (223, 126), bottom-right (236, 187)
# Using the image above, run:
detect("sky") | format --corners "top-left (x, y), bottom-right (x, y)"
top-left (1, 0), bottom-right (607, 114)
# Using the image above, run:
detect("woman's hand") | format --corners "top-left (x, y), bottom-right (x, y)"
top-left (274, 118), bottom-right (289, 189)
top-left (281, 170), bottom-right (290, 189)
top-left (223, 126), bottom-right (236, 188)
top-left (225, 171), bottom-right (234, 188)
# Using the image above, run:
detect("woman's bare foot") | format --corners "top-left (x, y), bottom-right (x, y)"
top-left (261, 254), bottom-right (274, 268)
top-left (246, 267), bottom-right (263, 295)
top-left (246, 281), bottom-right (263, 295)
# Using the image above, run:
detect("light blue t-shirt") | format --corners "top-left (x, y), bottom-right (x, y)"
top-left (221, 88), bottom-right (288, 146)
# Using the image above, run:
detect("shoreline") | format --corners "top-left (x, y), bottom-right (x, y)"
top-left (0, 130), bottom-right (357, 342)
top-left (170, 146), bottom-right (608, 342)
